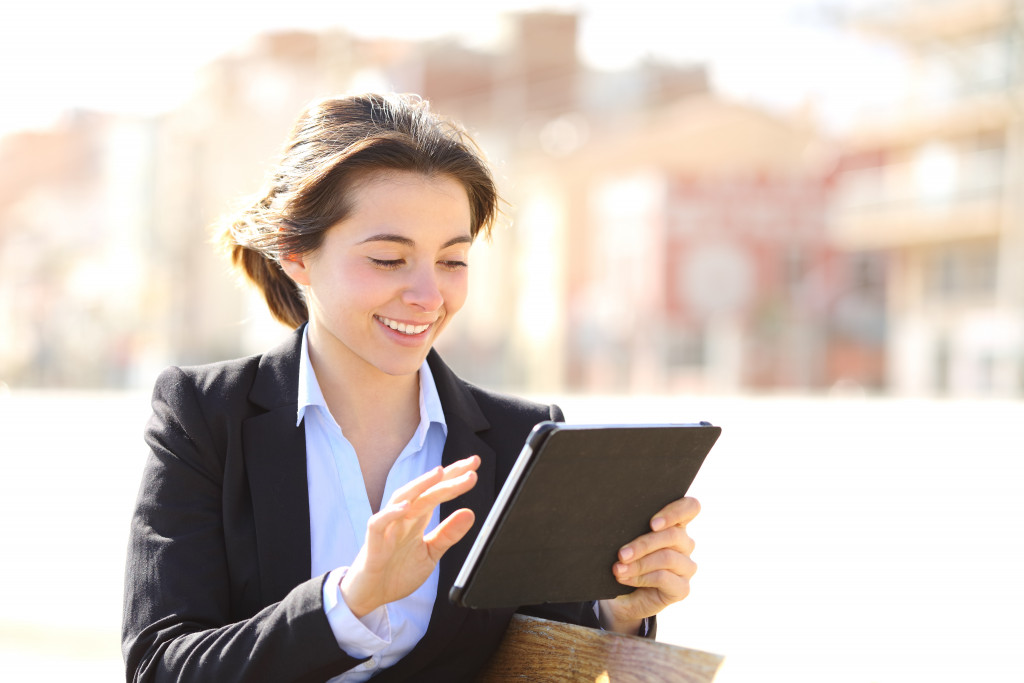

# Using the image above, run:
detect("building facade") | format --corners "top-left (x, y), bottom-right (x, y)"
top-left (513, 97), bottom-right (885, 394)
top-left (833, 0), bottom-right (1024, 396)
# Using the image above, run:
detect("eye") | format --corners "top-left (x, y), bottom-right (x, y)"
top-left (439, 259), bottom-right (468, 271)
top-left (368, 257), bottom-right (405, 270)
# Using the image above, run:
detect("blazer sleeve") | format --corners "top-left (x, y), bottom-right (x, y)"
top-left (122, 367), bottom-right (364, 683)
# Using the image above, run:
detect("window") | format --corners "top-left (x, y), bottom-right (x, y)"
top-left (924, 242), bottom-right (997, 302)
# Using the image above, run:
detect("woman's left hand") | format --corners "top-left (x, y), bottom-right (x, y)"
top-left (598, 496), bottom-right (701, 634)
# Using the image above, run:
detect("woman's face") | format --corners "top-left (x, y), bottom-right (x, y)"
top-left (282, 171), bottom-right (472, 380)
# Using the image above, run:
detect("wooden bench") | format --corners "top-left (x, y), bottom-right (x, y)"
top-left (476, 614), bottom-right (724, 682)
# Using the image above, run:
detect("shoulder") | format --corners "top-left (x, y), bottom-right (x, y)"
top-left (146, 354), bottom-right (266, 463)
top-left (143, 342), bottom-right (298, 480)
top-left (151, 326), bottom-right (303, 414)
top-left (149, 356), bottom-right (265, 440)
top-left (152, 354), bottom-right (262, 407)
top-left (458, 378), bottom-right (565, 464)
top-left (466, 382), bottom-right (563, 427)
top-left (427, 349), bottom-right (564, 435)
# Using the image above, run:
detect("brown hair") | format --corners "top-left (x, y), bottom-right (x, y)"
top-left (220, 93), bottom-right (499, 328)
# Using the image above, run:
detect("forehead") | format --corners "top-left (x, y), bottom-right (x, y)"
top-left (333, 170), bottom-right (473, 243)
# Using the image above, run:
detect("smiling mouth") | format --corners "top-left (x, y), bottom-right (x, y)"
top-left (376, 315), bottom-right (431, 335)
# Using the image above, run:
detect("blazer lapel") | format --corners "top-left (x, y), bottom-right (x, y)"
top-left (376, 351), bottom-right (497, 678)
top-left (435, 411), bottom-right (497, 610)
top-left (242, 327), bottom-right (313, 606)
top-left (426, 349), bottom-right (496, 598)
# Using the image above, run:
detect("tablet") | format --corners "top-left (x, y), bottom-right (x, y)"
top-left (449, 421), bottom-right (721, 609)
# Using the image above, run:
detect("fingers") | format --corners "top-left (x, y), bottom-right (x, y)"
top-left (618, 523), bottom-right (695, 570)
top-left (344, 457), bottom-right (482, 616)
top-left (617, 496), bottom-right (699, 564)
top-left (650, 496), bottom-right (700, 531)
top-left (423, 508), bottom-right (475, 560)
top-left (607, 548), bottom-right (696, 623)
top-left (367, 499), bottom-right (412, 535)
top-left (614, 547), bottom-right (697, 586)
top-left (368, 456), bottom-right (480, 544)
top-left (388, 455), bottom-right (480, 507)
top-left (606, 496), bottom-right (701, 619)
top-left (406, 472), bottom-right (477, 519)
top-left (440, 454), bottom-right (482, 479)
top-left (618, 568), bottom-right (692, 602)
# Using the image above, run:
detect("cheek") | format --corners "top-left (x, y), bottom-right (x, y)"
top-left (442, 272), bottom-right (469, 315)
top-left (316, 266), bottom-right (388, 305)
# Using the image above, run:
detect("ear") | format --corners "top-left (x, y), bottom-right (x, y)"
top-left (279, 252), bottom-right (312, 286)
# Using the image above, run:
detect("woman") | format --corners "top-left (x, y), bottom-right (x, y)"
top-left (122, 93), bottom-right (700, 682)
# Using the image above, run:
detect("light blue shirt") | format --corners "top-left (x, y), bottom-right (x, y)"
top-left (297, 328), bottom-right (447, 682)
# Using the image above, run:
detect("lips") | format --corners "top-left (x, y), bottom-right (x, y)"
top-left (375, 315), bottom-right (432, 335)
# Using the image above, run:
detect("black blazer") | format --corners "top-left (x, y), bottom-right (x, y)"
top-left (122, 327), bottom-right (600, 682)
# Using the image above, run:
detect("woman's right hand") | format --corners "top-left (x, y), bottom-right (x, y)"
top-left (340, 455), bottom-right (480, 617)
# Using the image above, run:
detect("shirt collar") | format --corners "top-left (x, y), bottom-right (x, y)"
top-left (296, 326), bottom-right (324, 427)
top-left (296, 326), bottom-right (447, 442)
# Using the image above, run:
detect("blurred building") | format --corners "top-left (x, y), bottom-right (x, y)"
top-left (493, 97), bottom-right (885, 394)
top-left (833, 0), bottom-right (1024, 396)
top-left (0, 10), bottom-right (886, 394)
top-left (0, 111), bottom-right (154, 387)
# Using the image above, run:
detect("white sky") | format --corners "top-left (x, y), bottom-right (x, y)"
top-left (0, 0), bottom-right (901, 136)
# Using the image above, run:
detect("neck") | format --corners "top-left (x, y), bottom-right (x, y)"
top-left (305, 325), bottom-right (421, 439)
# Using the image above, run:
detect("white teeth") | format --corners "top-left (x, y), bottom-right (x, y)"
top-left (378, 316), bottom-right (430, 335)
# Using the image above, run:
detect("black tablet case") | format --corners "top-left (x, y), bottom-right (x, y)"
top-left (450, 422), bottom-right (721, 609)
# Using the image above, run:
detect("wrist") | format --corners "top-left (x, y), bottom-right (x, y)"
top-left (339, 568), bottom-right (380, 619)
top-left (597, 599), bottom-right (644, 635)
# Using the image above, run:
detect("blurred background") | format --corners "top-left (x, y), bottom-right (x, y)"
top-left (1, 0), bottom-right (1021, 681)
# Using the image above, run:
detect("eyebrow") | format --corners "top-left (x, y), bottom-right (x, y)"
top-left (358, 233), bottom-right (473, 249)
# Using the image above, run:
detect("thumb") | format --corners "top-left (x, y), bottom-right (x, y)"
top-left (423, 508), bottom-right (475, 561)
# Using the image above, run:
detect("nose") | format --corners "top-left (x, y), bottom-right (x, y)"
top-left (402, 264), bottom-right (444, 311)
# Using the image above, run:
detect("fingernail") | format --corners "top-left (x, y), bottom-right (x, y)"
top-left (615, 562), bottom-right (628, 575)
top-left (651, 517), bottom-right (666, 531)
top-left (620, 546), bottom-right (634, 561)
